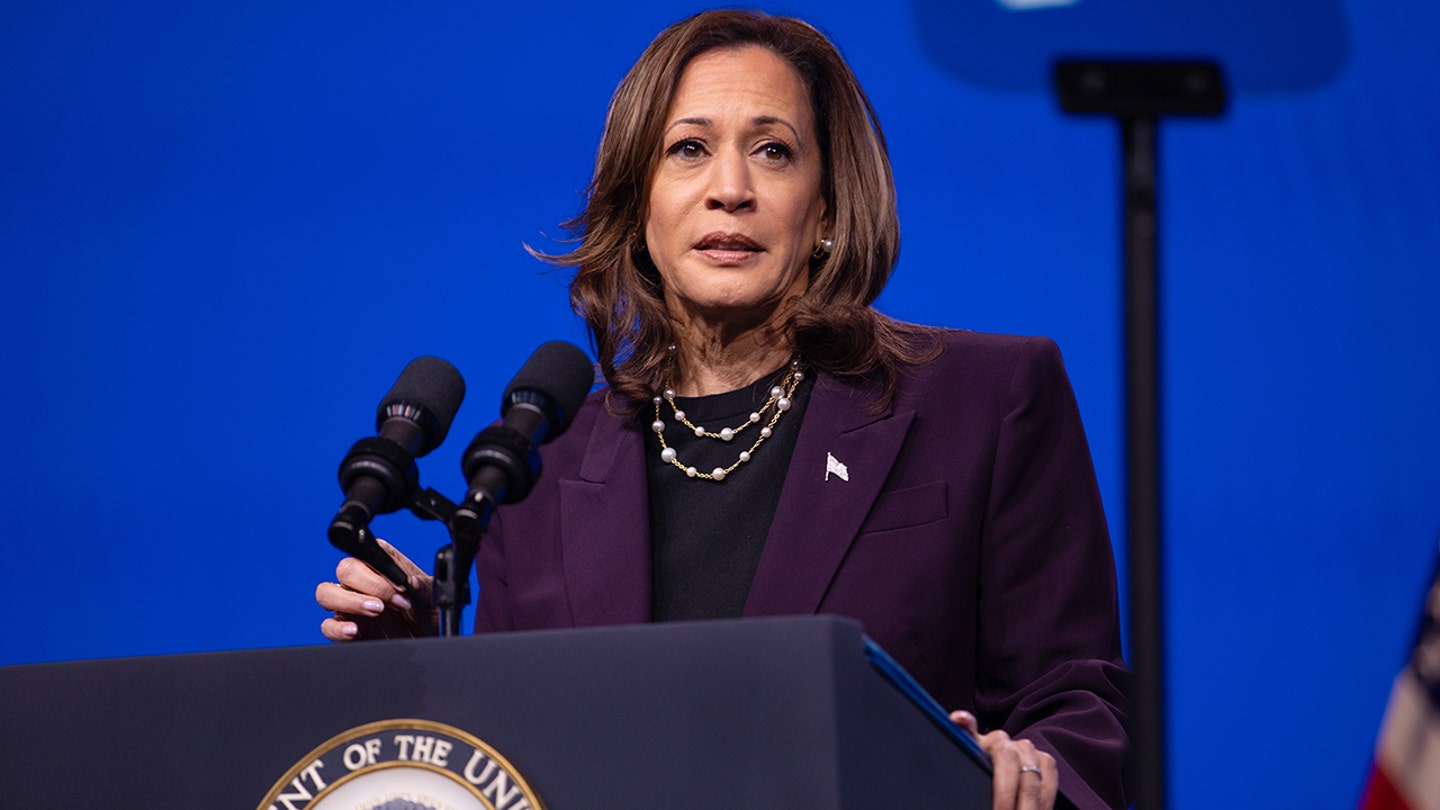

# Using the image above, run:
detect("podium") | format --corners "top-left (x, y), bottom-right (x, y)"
top-left (0, 616), bottom-right (992, 808)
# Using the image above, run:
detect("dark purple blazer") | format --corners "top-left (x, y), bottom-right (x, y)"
top-left (475, 331), bottom-right (1131, 810)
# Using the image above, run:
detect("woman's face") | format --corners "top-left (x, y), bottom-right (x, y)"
top-left (644, 46), bottom-right (827, 331)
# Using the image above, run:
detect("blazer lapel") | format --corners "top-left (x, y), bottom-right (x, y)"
top-left (744, 373), bottom-right (915, 616)
top-left (558, 407), bottom-right (652, 626)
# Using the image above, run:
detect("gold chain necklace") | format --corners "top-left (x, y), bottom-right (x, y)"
top-left (650, 358), bottom-right (804, 481)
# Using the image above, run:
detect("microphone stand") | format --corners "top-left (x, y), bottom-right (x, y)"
top-left (431, 490), bottom-right (500, 637)
top-left (402, 487), bottom-right (469, 637)
top-left (409, 486), bottom-right (500, 638)
top-left (332, 484), bottom-right (478, 638)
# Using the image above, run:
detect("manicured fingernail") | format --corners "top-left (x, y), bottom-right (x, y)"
top-left (391, 593), bottom-right (413, 611)
top-left (362, 599), bottom-right (384, 614)
top-left (341, 623), bottom-right (358, 638)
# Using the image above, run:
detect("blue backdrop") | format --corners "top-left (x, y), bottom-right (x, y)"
top-left (2, 2), bottom-right (1437, 807)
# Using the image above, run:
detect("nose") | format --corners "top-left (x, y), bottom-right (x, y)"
top-left (705, 148), bottom-right (754, 212)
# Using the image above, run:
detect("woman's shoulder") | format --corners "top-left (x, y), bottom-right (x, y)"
top-left (887, 328), bottom-right (1072, 406)
top-left (922, 328), bottom-right (1066, 377)
top-left (932, 327), bottom-right (1059, 353)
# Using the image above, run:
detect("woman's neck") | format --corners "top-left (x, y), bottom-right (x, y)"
top-left (669, 319), bottom-right (794, 397)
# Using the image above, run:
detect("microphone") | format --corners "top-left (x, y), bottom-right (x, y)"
top-left (452, 341), bottom-right (593, 537)
top-left (329, 356), bottom-right (466, 587)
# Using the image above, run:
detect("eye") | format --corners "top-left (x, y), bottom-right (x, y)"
top-left (666, 138), bottom-right (706, 159)
top-left (756, 140), bottom-right (794, 165)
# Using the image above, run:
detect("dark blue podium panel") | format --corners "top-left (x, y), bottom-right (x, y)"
top-left (0, 616), bottom-right (991, 809)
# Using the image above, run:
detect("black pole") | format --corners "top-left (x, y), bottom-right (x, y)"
top-left (1054, 59), bottom-right (1225, 810)
top-left (1123, 113), bottom-right (1165, 810)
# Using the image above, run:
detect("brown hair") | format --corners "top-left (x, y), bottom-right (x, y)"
top-left (542, 9), bottom-right (938, 414)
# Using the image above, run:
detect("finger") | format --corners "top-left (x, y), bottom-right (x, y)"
top-left (320, 616), bottom-right (360, 643)
top-left (949, 710), bottom-right (980, 737)
top-left (380, 540), bottom-right (435, 610)
top-left (377, 538), bottom-right (427, 578)
top-left (336, 556), bottom-right (412, 610)
top-left (335, 555), bottom-right (399, 594)
top-left (1038, 750), bottom-right (1059, 809)
top-left (1013, 740), bottom-right (1043, 810)
top-left (408, 572), bottom-right (435, 603)
top-left (315, 581), bottom-right (387, 617)
top-left (979, 730), bottom-right (1020, 810)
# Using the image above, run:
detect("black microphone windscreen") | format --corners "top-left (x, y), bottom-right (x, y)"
top-left (502, 341), bottom-right (594, 440)
top-left (377, 356), bottom-right (466, 454)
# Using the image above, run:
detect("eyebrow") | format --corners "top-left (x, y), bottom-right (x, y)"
top-left (665, 116), bottom-right (803, 142)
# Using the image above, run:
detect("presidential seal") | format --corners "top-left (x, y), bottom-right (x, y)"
top-left (259, 719), bottom-right (545, 810)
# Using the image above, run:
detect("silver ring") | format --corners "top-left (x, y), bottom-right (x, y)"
top-left (1019, 765), bottom-right (1042, 778)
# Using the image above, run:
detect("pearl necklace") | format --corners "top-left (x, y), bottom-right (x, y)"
top-left (650, 358), bottom-right (804, 481)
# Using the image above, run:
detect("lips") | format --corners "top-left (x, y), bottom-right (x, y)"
top-left (695, 232), bottom-right (762, 252)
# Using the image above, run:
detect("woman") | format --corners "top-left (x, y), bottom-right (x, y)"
top-left (317, 10), bottom-right (1130, 810)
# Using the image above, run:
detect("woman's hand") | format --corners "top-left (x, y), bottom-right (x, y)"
top-left (950, 710), bottom-right (1059, 810)
top-left (315, 539), bottom-right (434, 641)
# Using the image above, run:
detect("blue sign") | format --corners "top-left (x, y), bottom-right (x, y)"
top-left (913, 0), bottom-right (1349, 91)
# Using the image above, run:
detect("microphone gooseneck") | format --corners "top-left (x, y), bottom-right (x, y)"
top-left (451, 341), bottom-right (594, 537)
top-left (436, 341), bottom-right (591, 636)
top-left (329, 356), bottom-right (466, 588)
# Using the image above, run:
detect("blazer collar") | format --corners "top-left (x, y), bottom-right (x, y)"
top-left (557, 404), bottom-right (652, 626)
top-left (744, 372), bottom-right (914, 616)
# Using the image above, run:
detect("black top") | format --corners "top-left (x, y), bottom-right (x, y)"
top-left (646, 366), bottom-right (815, 621)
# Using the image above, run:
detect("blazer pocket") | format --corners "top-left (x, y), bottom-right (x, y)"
top-left (858, 481), bottom-right (948, 535)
